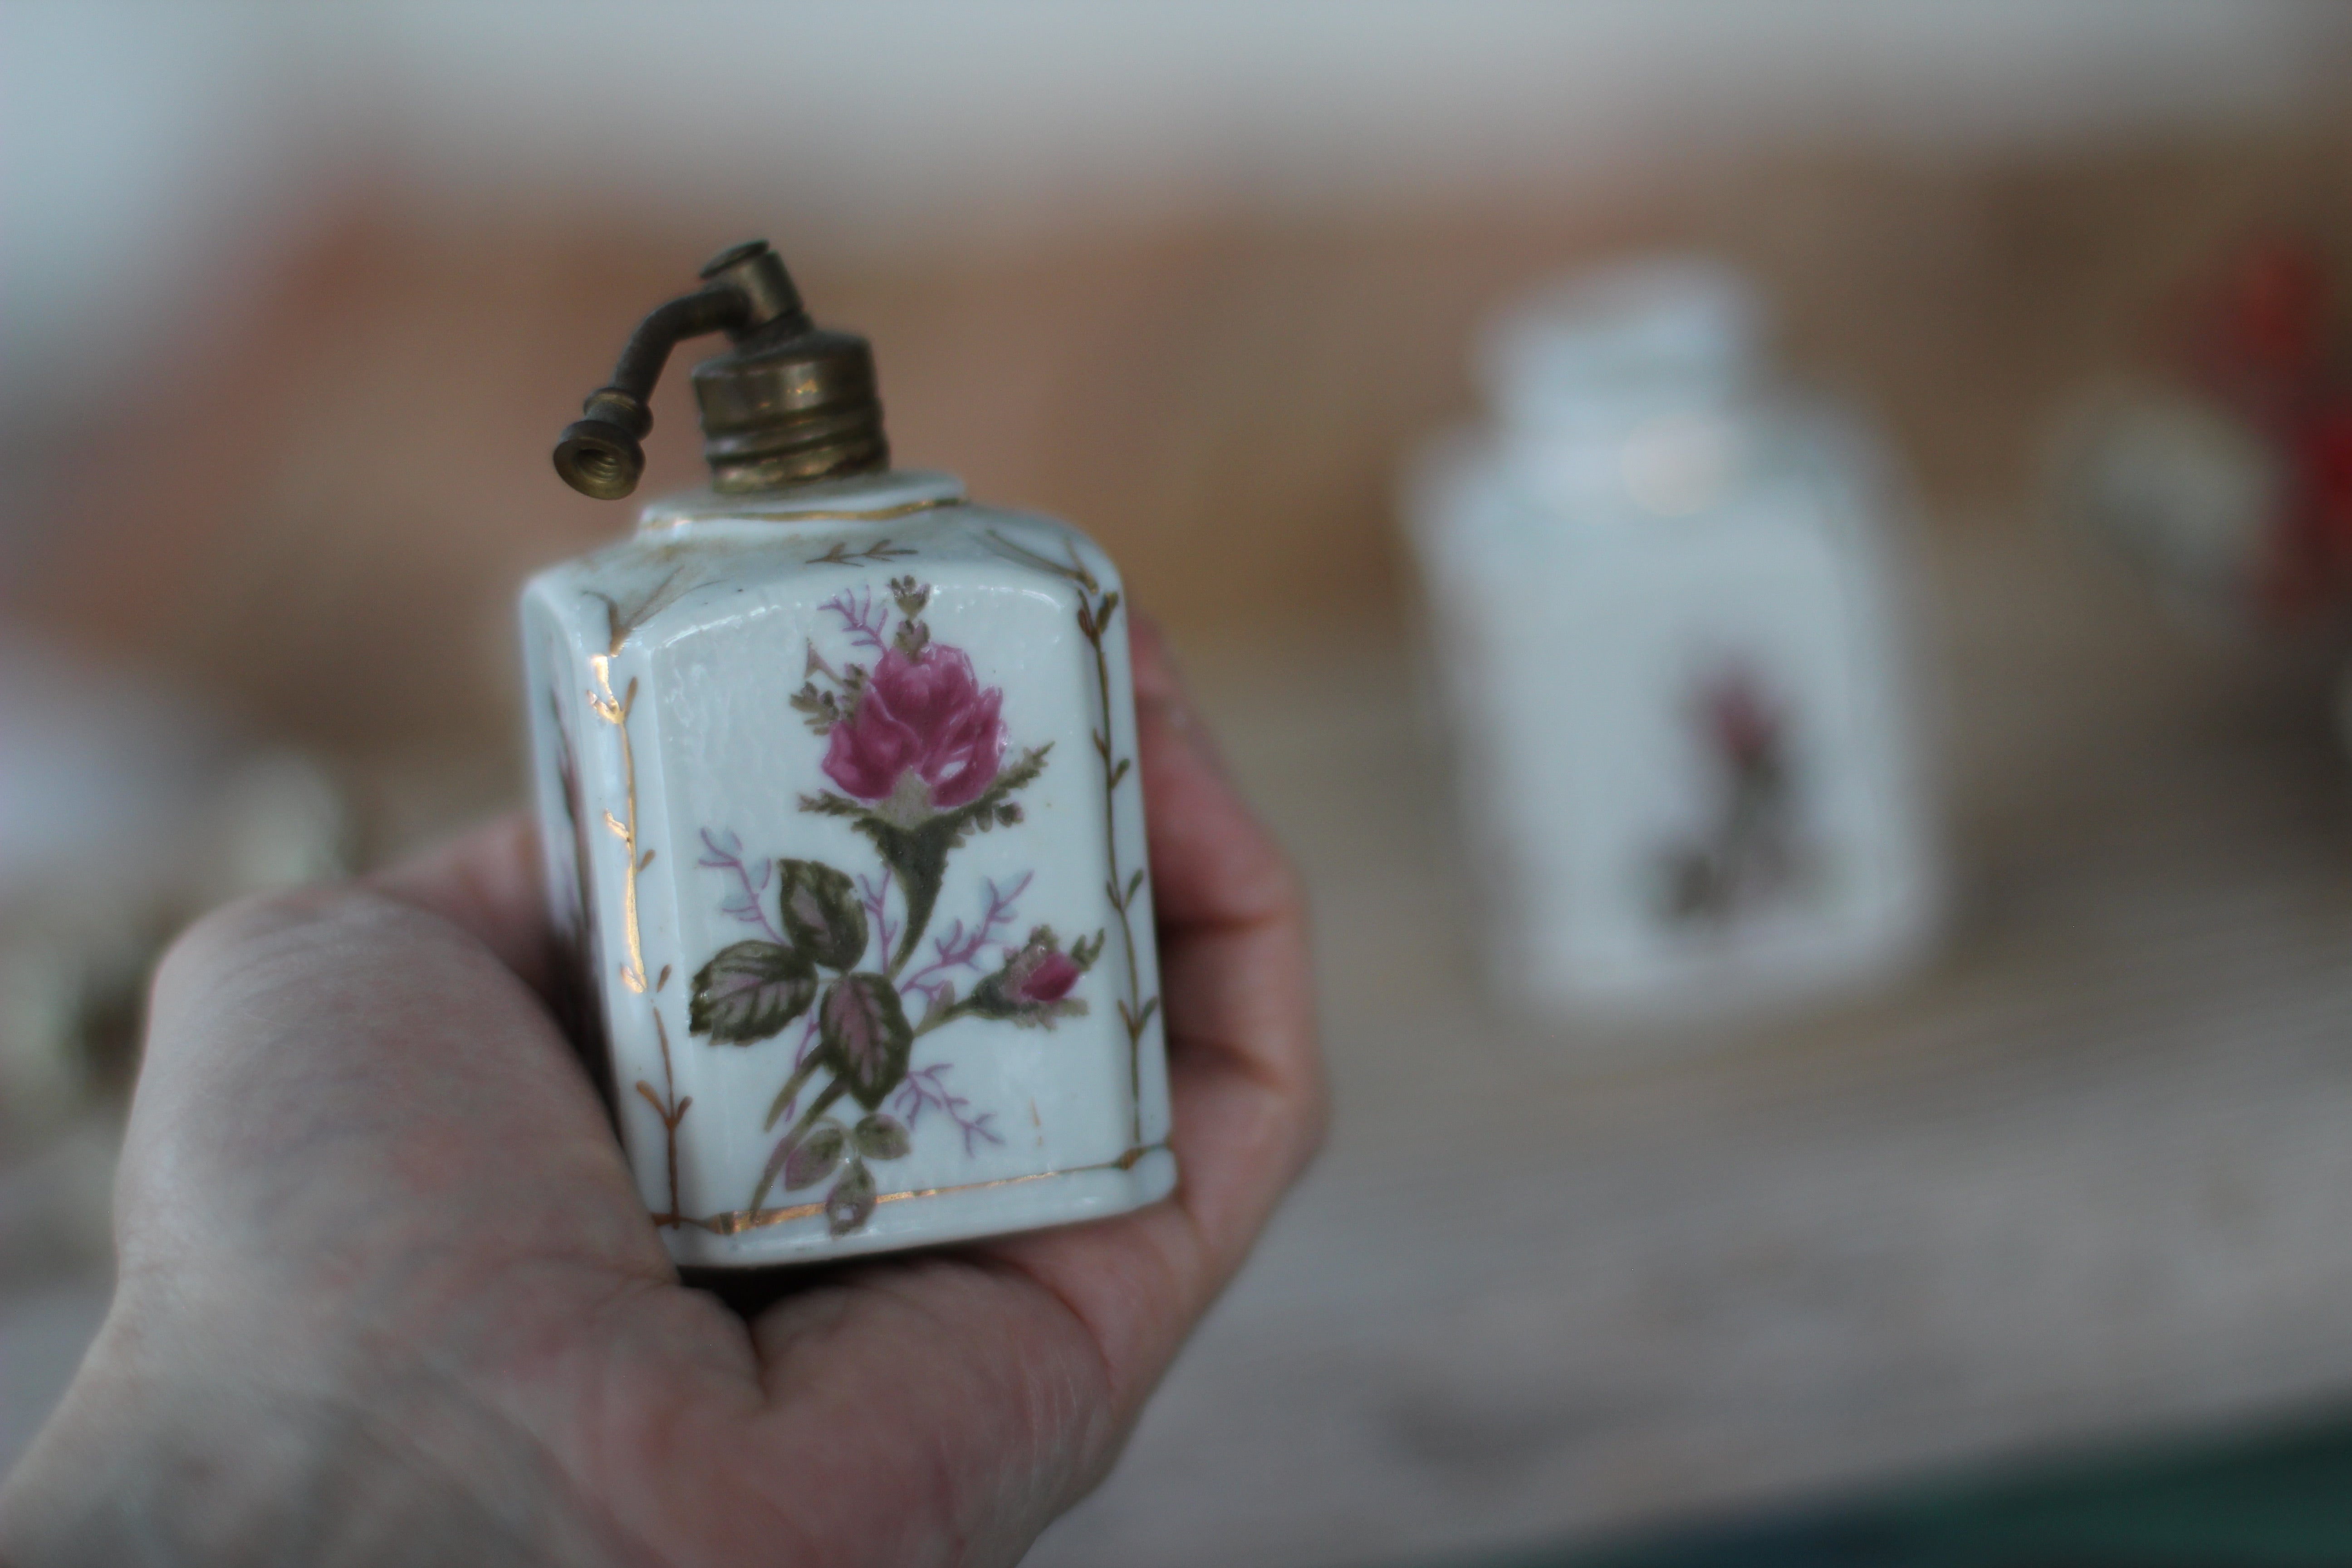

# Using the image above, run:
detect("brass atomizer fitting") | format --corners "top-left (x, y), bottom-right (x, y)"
top-left (553, 240), bottom-right (889, 500)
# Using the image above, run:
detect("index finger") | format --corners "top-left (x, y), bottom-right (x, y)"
top-left (364, 813), bottom-right (560, 1002)
top-left (1128, 615), bottom-right (1301, 936)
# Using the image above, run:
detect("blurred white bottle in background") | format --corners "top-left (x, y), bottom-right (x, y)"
top-left (1404, 257), bottom-right (1940, 1022)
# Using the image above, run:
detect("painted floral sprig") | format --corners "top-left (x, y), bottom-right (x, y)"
top-left (689, 579), bottom-right (1100, 1234)
top-left (980, 530), bottom-right (1162, 1152)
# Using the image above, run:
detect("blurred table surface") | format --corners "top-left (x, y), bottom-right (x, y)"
top-left (11, 519), bottom-right (2352, 1564)
top-left (1029, 520), bottom-right (2352, 1568)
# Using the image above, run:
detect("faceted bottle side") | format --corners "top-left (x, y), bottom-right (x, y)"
top-left (523, 500), bottom-right (1172, 1266)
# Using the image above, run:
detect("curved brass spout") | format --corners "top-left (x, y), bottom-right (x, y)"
top-left (553, 239), bottom-right (828, 500)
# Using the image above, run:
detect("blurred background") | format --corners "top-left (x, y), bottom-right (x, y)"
top-left (15, 2), bottom-right (2352, 1562)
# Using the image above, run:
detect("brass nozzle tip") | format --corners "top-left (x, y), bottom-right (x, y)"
top-left (554, 417), bottom-right (646, 500)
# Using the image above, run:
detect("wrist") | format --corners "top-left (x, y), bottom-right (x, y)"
top-left (0, 1317), bottom-right (648, 1568)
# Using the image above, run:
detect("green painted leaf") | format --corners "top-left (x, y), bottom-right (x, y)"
top-left (780, 1122), bottom-right (847, 1191)
top-left (818, 974), bottom-right (914, 1109)
top-left (776, 859), bottom-right (867, 971)
top-left (688, 941), bottom-right (816, 1043)
top-left (826, 1160), bottom-right (878, 1236)
top-left (853, 1113), bottom-right (911, 1161)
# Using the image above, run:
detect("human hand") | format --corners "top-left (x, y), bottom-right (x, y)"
top-left (0, 621), bottom-right (1323, 1568)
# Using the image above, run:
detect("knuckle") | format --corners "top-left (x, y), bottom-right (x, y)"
top-left (1287, 1033), bottom-right (1333, 1165)
top-left (1303, 1070), bottom-right (1334, 1161)
top-left (1230, 834), bottom-right (1308, 926)
top-left (154, 883), bottom-right (368, 996)
top-left (177, 882), bottom-right (347, 951)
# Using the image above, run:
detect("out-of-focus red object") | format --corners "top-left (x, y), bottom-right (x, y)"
top-left (2290, 406), bottom-right (2352, 593)
top-left (2180, 236), bottom-right (2352, 619)
top-left (2188, 237), bottom-right (2328, 411)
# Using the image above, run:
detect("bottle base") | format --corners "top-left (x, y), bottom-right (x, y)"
top-left (654, 1144), bottom-right (1177, 1269)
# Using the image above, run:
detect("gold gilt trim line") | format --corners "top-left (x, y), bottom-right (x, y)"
top-left (669, 1145), bottom-right (1172, 1236)
top-left (587, 654), bottom-right (651, 994)
top-left (980, 529), bottom-right (1162, 1149)
top-left (639, 497), bottom-right (960, 532)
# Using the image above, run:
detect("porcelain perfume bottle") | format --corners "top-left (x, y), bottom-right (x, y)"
top-left (524, 241), bottom-right (1173, 1266)
top-left (1406, 258), bottom-right (1940, 1021)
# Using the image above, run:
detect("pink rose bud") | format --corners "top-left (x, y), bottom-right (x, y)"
top-left (1011, 948), bottom-right (1083, 1005)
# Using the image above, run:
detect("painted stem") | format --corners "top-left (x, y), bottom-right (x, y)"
top-left (913, 997), bottom-right (975, 1039)
top-left (1081, 588), bottom-right (1152, 1151)
top-left (751, 1078), bottom-right (849, 1212)
top-left (700, 829), bottom-right (785, 944)
top-left (764, 1053), bottom-right (825, 1132)
top-left (985, 529), bottom-right (1160, 1153)
top-left (823, 588), bottom-right (891, 652)
top-left (656, 1014), bottom-right (679, 1214)
top-left (896, 1064), bottom-right (1002, 1156)
top-left (632, 1012), bottom-right (694, 1226)
top-left (901, 872), bottom-right (1029, 996)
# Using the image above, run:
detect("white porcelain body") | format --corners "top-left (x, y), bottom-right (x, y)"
top-left (1406, 390), bottom-right (1940, 1021)
top-left (522, 468), bottom-right (1173, 1266)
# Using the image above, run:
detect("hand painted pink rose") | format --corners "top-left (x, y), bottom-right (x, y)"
top-left (822, 644), bottom-right (1006, 813)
